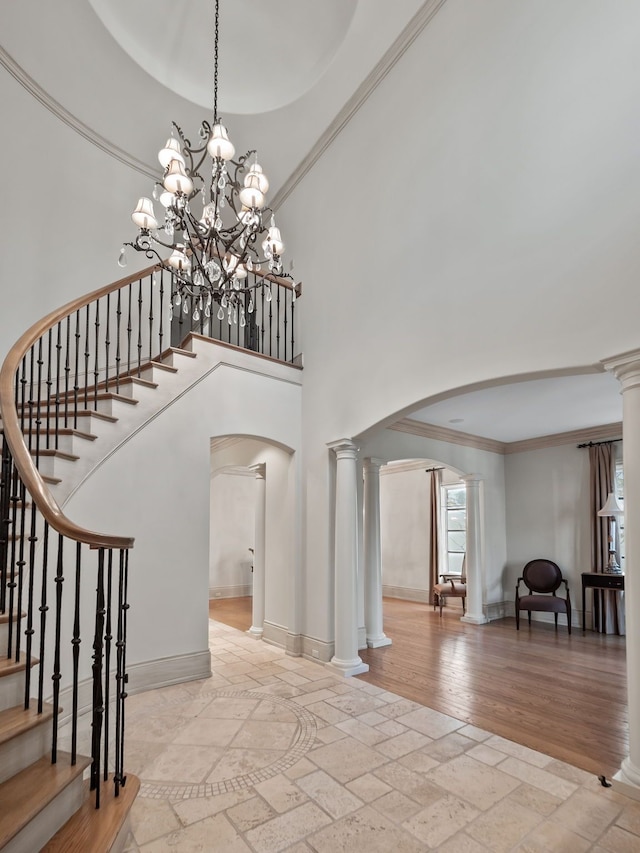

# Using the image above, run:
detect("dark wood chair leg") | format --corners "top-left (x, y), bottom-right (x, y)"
top-left (516, 607), bottom-right (520, 630)
top-left (462, 597), bottom-right (466, 615)
top-left (528, 611), bottom-right (531, 626)
top-left (554, 613), bottom-right (558, 630)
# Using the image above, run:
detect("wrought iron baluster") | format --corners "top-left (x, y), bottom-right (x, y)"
top-left (268, 285), bottom-right (273, 357)
top-left (90, 548), bottom-right (106, 805)
top-left (23, 498), bottom-right (39, 707)
top-left (127, 283), bottom-right (133, 376)
top-left (46, 329), bottom-right (53, 450)
top-left (103, 549), bottom-right (113, 781)
top-left (0, 441), bottom-right (12, 616)
top-left (37, 521), bottom-right (50, 713)
top-left (27, 347), bottom-right (35, 457)
top-left (14, 479), bottom-right (27, 662)
top-left (73, 309), bottom-right (81, 429)
top-left (54, 324), bottom-right (62, 444)
top-left (137, 278), bottom-right (143, 377)
top-left (291, 289), bottom-right (296, 364)
top-left (71, 541), bottom-right (81, 765)
top-left (283, 286), bottom-right (289, 364)
top-left (105, 293), bottom-right (111, 393)
top-left (114, 548), bottom-right (129, 796)
top-left (115, 289), bottom-right (122, 393)
top-left (148, 271), bottom-right (155, 365)
top-left (84, 305), bottom-right (90, 410)
top-left (158, 268), bottom-right (165, 356)
top-left (51, 532), bottom-right (65, 763)
top-left (260, 284), bottom-right (265, 355)
top-left (64, 315), bottom-right (71, 429)
top-left (93, 299), bottom-right (100, 410)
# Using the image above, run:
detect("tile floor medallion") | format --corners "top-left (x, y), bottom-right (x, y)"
top-left (73, 618), bottom-right (640, 852)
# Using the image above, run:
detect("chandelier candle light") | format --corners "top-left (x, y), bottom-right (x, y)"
top-left (119, 0), bottom-right (295, 330)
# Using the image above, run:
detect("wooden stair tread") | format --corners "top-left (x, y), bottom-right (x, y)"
top-left (0, 655), bottom-right (38, 678)
top-left (42, 474), bottom-right (62, 485)
top-left (15, 409), bottom-right (118, 424)
top-left (0, 702), bottom-right (54, 746)
top-left (146, 360), bottom-right (178, 374)
top-left (32, 449), bottom-right (80, 462)
top-left (0, 611), bottom-right (26, 625)
top-left (42, 774), bottom-right (140, 853)
top-left (0, 751), bottom-right (91, 849)
top-left (19, 428), bottom-right (97, 441)
top-left (53, 392), bottom-right (138, 406)
top-left (161, 345), bottom-right (197, 360)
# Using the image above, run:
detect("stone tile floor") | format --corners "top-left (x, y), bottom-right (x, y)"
top-left (119, 620), bottom-right (640, 851)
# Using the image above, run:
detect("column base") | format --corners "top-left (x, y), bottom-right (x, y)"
top-left (613, 759), bottom-right (640, 802)
top-left (367, 635), bottom-right (392, 648)
top-left (460, 614), bottom-right (489, 625)
top-left (328, 656), bottom-right (369, 677)
top-left (247, 626), bottom-right (263, 639)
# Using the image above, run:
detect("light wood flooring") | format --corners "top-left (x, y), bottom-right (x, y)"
top-left (209, 596), bottom-right (627, 778)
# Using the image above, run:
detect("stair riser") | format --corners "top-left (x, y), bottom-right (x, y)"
top-left (33, 455), bottom-right (77, 481)
top-left (0, 672), bottom-right (26, 713)
top-left (0, 723), bottom-right (48, 784)
top-left (4, 772), bottom-right (85, 853)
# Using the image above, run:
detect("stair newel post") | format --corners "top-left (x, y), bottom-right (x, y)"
top-left (71, 541), bottom-right (82, 764)
top-left (114, 547), bottom-right (129, 797)
top-left (90, 547), bottom-right (106, 804)
top-left (37, 520), bottom-right (50, 713)
top-left (73, 309), bottom-right (81, 429)
top-left (103, 548), bottom-right (113, 781)
top-left (64, 315), bottom-right (71, 429)
top-left (46, 328), bottom-right (53, 450)
top-left (105, 292), bottom-right (111, 393)
top-left (137, 278), bottom-right (143, 378)
top-left (115, 289), bottom-right (122, 394)
top-left (23, 499), bottom-right (39, 707)
top-left (51, 532), bottom-right (65, 763)
top-left (93, 299), bottom-right (100, 411)
top-left (83, 305), bottom-right (90, 410)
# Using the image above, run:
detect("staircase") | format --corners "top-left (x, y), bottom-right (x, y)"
top-left (0, 262), bottom-right (300, 851)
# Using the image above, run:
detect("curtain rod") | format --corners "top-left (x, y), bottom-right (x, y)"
top-left (577, 439), bottom-right (622, 448)
top-left (425, 466), bottom-right (445, 473)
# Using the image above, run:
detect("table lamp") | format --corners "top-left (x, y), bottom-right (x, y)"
top-left (597, 492), bottom-right (624, 573)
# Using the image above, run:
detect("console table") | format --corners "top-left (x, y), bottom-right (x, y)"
top-left (581, 572), bottom-right (625, 632)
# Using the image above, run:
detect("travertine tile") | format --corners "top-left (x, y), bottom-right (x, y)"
top-left (428, 754), bottom-right (521, 810)
top-left (458, 724), bottom-right (492, 742)
top-left (336, 717), bottom-right (388, 746)
top-left (306, 804), bottom-right (426, 852)
top-left (375, 719), bottom-right (408, 737)
top-left (325, 692), bottom-right (387, 716)
top-left (550, 787), bottom-right (622, 839)
top-left (297, 769), bottom-right (363, 818)
top-left (437, 832), bottom-right (490, 852)
top-left (313, 724), bottom-right (348, 744)
top-left (226, 795), bottom-right (276, 831)
top-left (198, 696), bottom-right (260, 719)
top-left (245, 802), bottom-right (332, 852)
top-left (403, 793), bottom-right (479, 847)
top-left (206, 747), bottom-right (286, 782)
top-left (307, 738), bottom-right (388, 782)
top-left (375, 729), bottom-right (431, 759)
top-left (395, 706), bottom-right (464, 739)
top-left (483, 734), bottom-right (553, 768)
top-left (374, 789), bottom-right (423, 823)
top-left (545, 758), bottom-right (594, 784)
top-left (230, 720), bottom-right (298, 750)
top-left (498, 756), bottom-right (578, 800)
top-left (422, 731), bottom-right (475, 761)
top-left (505, 783), bottom-right (562, 817)
top-left (172, 715), bottom-right (244, 747)
top-left (466, 743), bottom-right (506, 766)
top-left (515, 819), bottom-right (591, 853)
top-left (465, 798), bottom-right (542, 851)
top-left (398, 749), bottom-right (441, 774)
top-left (254, 773), bottom-right (308, 813)
top-left (374, 762), bottom-right (444, 806)
top-left (596, 824), bottom-right (640, 853)
top-left (617, 798), bottom-right (640, 835)
top-left (172, 789), bottom-right (254, 826)
top-left (284, 757), bottom-right (317, 780)
top-left (304, 701), bottom-right (350, 724)
top-left (139, 812), bottom-right (251, 852)
top-left (130, 798), bottom-right (180, 846)
top-left (143, 743), bottom-right (222, 784)
top-left (345, 772), bottom-right (393, 802)
top-left (357, 710), bottom-right (388, 727)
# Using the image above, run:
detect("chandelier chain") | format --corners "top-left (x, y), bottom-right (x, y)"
top-left (213, 0), bottom-right (219, 123)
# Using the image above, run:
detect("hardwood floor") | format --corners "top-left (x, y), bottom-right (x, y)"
top-left (209, 595), bottom-right (627, 778)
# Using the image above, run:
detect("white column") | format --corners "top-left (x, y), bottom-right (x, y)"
top-left (603, 349), bottom-right (640, 799)
top-left (328, 440), bottom-right (369, 676)
top-left (460, 473), bottom-right (488, 625)
top-left (248, 463), bottom-right (266, 639)
top-left (363, 458), bottom-right (392, 648)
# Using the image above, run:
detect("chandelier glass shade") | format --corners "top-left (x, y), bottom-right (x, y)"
top-left (119, 0), bottom-right (295, 329)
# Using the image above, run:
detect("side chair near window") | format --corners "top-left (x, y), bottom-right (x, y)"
top-left (433, 562), bottom-right (467, 617)
top-left (515, 558), bottom-right (572, 634)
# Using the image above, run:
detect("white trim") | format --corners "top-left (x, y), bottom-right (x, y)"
top-left (382, 584), bottom-right (430, 603)
top-left (210, 584), bottom-right (252, 599)
top-left (301, 635), bottom-right (334, 664)
top-left (262, 620), bottom-right (288, 650)
top-left (0, 46), bottom-right (157, 181)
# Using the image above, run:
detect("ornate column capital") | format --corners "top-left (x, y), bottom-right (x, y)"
top-left (328, 438), bottom-right (359, 461)
top-left (602, 348), bottom-right (640, 391)
top-left (460, 473), bottom-right (483, 485)
top-left (363, 457), bottom-right (385, 474)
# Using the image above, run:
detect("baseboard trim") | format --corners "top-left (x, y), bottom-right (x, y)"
top-left (301, 635), bottom-right (334, 664)
top-left (262, 620), bottom-right (288, 650)
top-left (383, 584), bottom-right (431, 603)
top-left (209, 585), bottom-right (252, 599)
top-left (286, 632), bottom-right (303, 657)
top-left (127, 649), bottom-right (212, 694)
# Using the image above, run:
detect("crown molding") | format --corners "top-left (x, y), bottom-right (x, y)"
top-left (504, 422), bottom-right (623, 454)
top-left (391, 418), bottom-right (507, 454)
top-left (390, 417), bottom-right (623, 456)
top-left (271, 0), bottom-right (448, 211)
top-left (210, 436), bottom-right (246, 453)
top-left (0, 46), bottom-right (157, 181)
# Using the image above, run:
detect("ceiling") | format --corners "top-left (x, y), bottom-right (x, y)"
top-left (0, 0), bottom-right (625, 445)
top-left (408, 371), bottom-right (622, 444)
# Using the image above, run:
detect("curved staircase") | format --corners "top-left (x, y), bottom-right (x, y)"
top-left (0, 262), bottom-right (300, 851)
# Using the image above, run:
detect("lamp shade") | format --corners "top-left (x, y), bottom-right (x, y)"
top-left (167, 244), bottom-right (191, 272)
top-left (131, 197), bottom-right (158, 230)
top-left (207, 123), bottom-right (235, 160)
top-left (598, 492), bottom-right (624, 516)
top-left (158, 137), bottom-right (185, 169)
top-left (163, 159), bottom-right (194, 196)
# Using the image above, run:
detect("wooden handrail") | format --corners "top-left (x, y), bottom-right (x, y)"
top-left (0, 266), bottom-right (155, 549)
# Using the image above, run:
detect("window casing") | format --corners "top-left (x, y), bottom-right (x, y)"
top-left (443, 484), bottom-right (466, 575)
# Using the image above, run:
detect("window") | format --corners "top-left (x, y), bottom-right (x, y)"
top-left (444, 484), bottom-right (466, 575)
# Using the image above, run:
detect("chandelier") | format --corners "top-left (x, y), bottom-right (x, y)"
top-left (119, 0), bottom-right (294, 328)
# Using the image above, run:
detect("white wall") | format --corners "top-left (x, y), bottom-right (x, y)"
top-left (209, 469), bottom-right (255, 598)
top-left (504, 443), bottom-right (591, 623)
